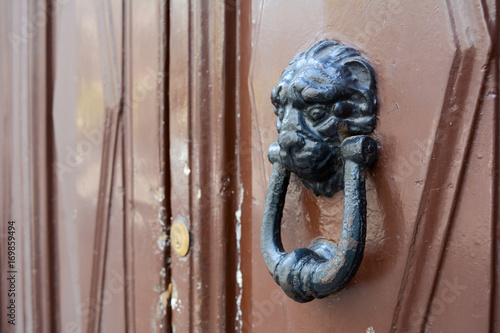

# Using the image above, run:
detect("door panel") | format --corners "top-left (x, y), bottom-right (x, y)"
top-left (1, 1), bottom-right (169, 332)
top-left (169, 1), bottom-right (241, 331)
top-left (246, 1), bottom-right (494, 332)
top-left (53, 1), bottom-right (123, 330)
top-left (126, 0), bottom-right (170, 330)
top-left (427, 90), bottom-right (495, 331)
top-left (53, 0), bottom-right (169, 331)
top-left (1, 1), bottom-right (57, 331)
top-left (169, 0), bottom-right (497, 332)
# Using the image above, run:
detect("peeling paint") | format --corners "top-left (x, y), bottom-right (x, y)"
top-left (170, 284), bottom-right (184, 313)
top-left (157, 232), bottom-right (168, 251)
top-left (156, 283), bottom-right (172, 318)
top-left (154, 186), bottom-right (165, 202)
top-left (158, 206), bottom-right (167, 227)
top-left (171, 294), bottom-right (178, 310)
top-left (235, 187), bottom-right (244, 331)
top-left (183, 162), bottom-right (191, 176)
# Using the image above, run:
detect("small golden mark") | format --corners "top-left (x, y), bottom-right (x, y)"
top-left (171, 219), bottom-right (190, 257)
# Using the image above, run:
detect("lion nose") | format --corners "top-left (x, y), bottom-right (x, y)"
top-left (278, 132), bottom-right (306, 151)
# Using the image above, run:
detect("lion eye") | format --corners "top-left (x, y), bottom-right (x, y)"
top-left (308, 108), bottom-right (326, 122)
top-left (332, 101), bottom-right (354, 118)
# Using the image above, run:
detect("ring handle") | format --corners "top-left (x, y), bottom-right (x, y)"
top-left (261, 135), bottom-right (377, 303)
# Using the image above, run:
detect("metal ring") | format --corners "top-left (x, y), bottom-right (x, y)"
top-left (260, 135), bottom-right (377, 302)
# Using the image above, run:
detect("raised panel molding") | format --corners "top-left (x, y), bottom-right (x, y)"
top-left (169, 0), bottom-right (243, 331)
top-left (391, 1), bottom-right (494, 331)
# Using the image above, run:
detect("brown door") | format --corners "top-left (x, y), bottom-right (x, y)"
top-left (169, 1), bottom-right (498, 332)
top-left (1, 1), bottom-right (498, 333)
top-left (1, 1), bottom-right (169, 332)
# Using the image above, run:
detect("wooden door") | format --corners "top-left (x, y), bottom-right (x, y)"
top-left (169, 1), bottom-right (498, 332)
top-left (1, 1), bottom-right (498, 332)
top-left (1, 1), bottom-right (170, 332)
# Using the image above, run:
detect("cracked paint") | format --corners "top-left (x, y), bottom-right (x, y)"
top-left (234, 187), bottom-right (244, 331)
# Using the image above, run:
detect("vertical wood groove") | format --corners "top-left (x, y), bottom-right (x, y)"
top-left (121, 0), bottom-right (135, 332)
top-left (45, 1), bottom-right (59, 331)
top-left (170, 1), bottom-right (240, 331)
top-left (491, 1), bottom-right (499, 329)
top-left (87, 0), bottom-right (124, 331)
top-left (187, 1), bottom-right (195, 330)
top-left (236, 0), bottom-right (253, 331)
top-left (159, 0), bottom-right (172, 331)
top-left (28, 1), bottom-right (58, 331)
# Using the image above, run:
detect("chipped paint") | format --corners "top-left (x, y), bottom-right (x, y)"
top-left (366, 327), bottom-right (375, 333)
top-left (156, 283), bottom-right (172, 318)
top-left (157, 232), bottom-right (168, 251)
top-left (154, 186), bottom-right (165, 202)
top-left (234, 187), bottom-right (244, 331)
top-left (170, 284), bottom-right (184, 313)
top-left (171, 293), bottom-right (178, 310)
top-left (158, 206), bottom-right (167, 227)
top-left (183, 162), bottom-right (191, 176)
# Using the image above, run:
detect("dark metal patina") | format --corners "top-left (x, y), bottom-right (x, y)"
top-left (261, 40), bottom-right (378, 302)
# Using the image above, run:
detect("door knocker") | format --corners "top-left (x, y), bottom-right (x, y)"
top-left (261, 40), bottom-right (378, 303)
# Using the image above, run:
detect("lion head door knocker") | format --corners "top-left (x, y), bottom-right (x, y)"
top-left (261, 40), bottom-right (378, 303)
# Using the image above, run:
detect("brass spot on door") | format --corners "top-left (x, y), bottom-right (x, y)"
top-left (171, 219), bottom-right (190, 257)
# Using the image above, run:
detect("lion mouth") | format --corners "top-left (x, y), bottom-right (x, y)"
top-left (280, 146), bottom-right (339, 181)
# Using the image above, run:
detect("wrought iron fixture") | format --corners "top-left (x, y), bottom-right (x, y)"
top-left (261, 40), bottom-right (378, 302)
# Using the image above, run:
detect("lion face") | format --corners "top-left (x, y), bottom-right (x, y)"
top-left (275, 103), bottom-right (341, 182)
top-left (269, 40), bottom-right (377, 197)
